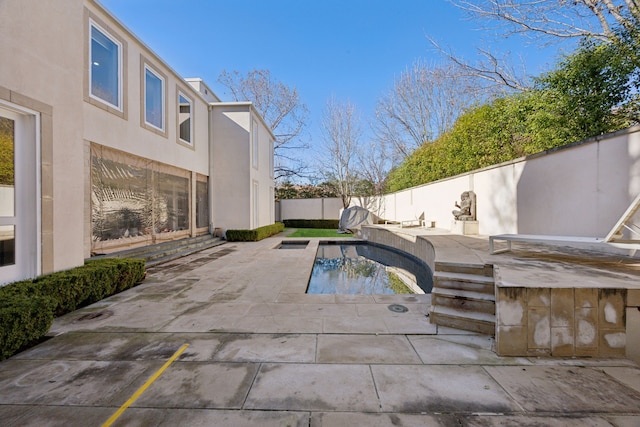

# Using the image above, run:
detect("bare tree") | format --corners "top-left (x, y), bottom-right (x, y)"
top-left (432, 0), bottom-right (639, 91)
top-left (427, 38), bottom-right (530, 92)
top-left (373, 61), bottom-right (486, 160)
top-left (451, 0), bottom-right (639, 44)
top-left (358, 138), bottom-right (391, 197)
top-left (218, 69), bottom-right (310, 180)
top-left (320, 96), bottom-right (362, 209)
top-left (354, 137), bottom-right (392, 217)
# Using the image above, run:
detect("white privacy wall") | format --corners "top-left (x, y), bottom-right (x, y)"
top-left (375, 126), bottom-right (640, 237)
top-left (278, 198), bottom-right (344, 220)
top-left (280, 126), bottom-right (640, 237)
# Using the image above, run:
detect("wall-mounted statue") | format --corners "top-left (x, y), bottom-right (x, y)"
top-left (452, 191), bottom-right (476, 221)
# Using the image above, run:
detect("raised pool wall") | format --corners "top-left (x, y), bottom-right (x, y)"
top-left (495, 284), bottom-right (640, 361)
top-left (359, 226), bottom-right (436, 273)
top-left (360, 225), bottom-right (640, 363)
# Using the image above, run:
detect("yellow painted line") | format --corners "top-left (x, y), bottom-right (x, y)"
top-left (102, 343), bottom-right (189, 427)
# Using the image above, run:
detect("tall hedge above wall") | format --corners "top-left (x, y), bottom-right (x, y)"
top-left (226, 222), bottom-right (285, 242)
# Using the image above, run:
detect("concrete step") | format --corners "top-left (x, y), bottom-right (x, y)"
top-left (107, 234), bottom-right (215, 259)
top-left (433, 271), bottom-right (495, 294)
top-left (92, 235), bottom-right (225, 266)
top-left (432, 287), bottom-right (495, 315)
top-left (144, 239), bottom-right (226, 267)
top-left (434, 262), bottom-right (493, 277)
top-left (430, 305), bottom-right (496, 336)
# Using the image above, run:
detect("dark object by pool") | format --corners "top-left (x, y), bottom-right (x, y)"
top-left (306, 242), bottom-right (432, 295)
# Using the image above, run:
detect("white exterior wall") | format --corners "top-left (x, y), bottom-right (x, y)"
top-left (211, 105), bottom-right (251, 231)
top-left (83, 3), bottom-right (210, 176)
top-left (252, 112), bottom-right (276, 228)
top-left (1, 0), bottom-right (277, 281)
top-left (211, 103), bottom-right (275, 231)
top-left (0, 0), bottom-right (85, 273)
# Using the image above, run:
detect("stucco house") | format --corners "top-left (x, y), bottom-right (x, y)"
top-left (0, 0), bottom-right (276, 284)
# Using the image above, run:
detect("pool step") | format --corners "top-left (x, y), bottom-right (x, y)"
top-left (432, 271), bottom-right (495, 294)
top-left (430, 305), bottom-right (496, 335)
top-left (432, 287), bottom-right (495, 315)
top-left (430, 262), bottom-right (496, 336)
top-left (434, 261), bottom-right (493, 277)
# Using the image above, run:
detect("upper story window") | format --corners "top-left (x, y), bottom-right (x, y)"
top-left (90, 21), bottom-right (122, 110)
top-left (144, 64), bottom-right (165, 131)
top-left (252, 119), bottom-right (259, 169)
top-left (178, 91), bottom-right (192, 145)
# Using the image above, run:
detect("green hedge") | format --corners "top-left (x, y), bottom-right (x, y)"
top-left (0, 258), bottom-right (145, 360)
top-left (283, 219), bottom-right (340, 229)
top-left (0, 295), bottom-right (54, 360)
top-left (226, 222), bottom-right (285, 242)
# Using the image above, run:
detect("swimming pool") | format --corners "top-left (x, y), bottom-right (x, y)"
top-left (306, 242), bottom-right (433, 295)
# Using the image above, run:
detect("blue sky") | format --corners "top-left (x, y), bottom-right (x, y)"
top-left (100, 0), bottom-right (570, 171)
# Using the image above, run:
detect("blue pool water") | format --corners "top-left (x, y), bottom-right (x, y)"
top-left (306, 242), bottom-right (433, 295)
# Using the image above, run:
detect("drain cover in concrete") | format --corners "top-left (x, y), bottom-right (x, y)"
top-left (388, 304), bottom-right (408, 313)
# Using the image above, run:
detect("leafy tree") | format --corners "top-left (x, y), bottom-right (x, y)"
top-left (535, 35), bottom-right (639, 138)
top-left (275, 181), bottom-right (299, 200)
top-left (275, 181), bottom-right (340, 200)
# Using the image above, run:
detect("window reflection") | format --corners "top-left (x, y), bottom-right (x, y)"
top-left (0, 117), bottom-right (15, 266)
top-left (145, 67), bottom-right (164, 130)
top-left (178, 93), bottom-right (192, 143)
top-left (0, 225), bottom-right (15, 267)
top-left (196, 180), bottom-right (208, 228)
top-left (90, 24), bottom-right (120, 108)
top-left (91, 150), bottom-right (194, 244)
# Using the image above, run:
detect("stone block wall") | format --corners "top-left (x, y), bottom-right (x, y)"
top-left (496, 286), bottom-right (634, 358)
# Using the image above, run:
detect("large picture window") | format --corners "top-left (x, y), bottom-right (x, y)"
top-left (91, 146), bottom-right (193, 251)
top-left (90, 21), bottom-right (122, 110)
top-left (144, 65), bottom-right (165, 131)
top-left (178, 91), bottom-right (193, 144)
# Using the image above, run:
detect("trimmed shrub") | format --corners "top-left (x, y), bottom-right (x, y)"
top-left (0, 258), bottom-right (145, 316)
top-left (226, 222), bottom-right (285, 242)
top-left (0, 294), bottom-right (54, 360)
top-left (0, 258), bottom-right (145, 359)
top-left (283, 219), bottom-right (340, 229)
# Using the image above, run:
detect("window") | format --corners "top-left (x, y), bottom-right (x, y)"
top-left (196, 179), bottom-right (209, 228)
top-left (144, 64), bottom-right (165, 131)
top-left (252, 119), bottom-right (259, 169)
top-left (90, 21), bottom-right (122, 110)
top-left (178, 91), bottom-right (192, 144)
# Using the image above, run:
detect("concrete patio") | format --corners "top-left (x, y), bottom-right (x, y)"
top-left (1, 230), bottom-right (640, 426)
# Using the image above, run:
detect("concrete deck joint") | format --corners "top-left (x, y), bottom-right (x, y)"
top-left (1, 232), bottom-right (638, 425)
